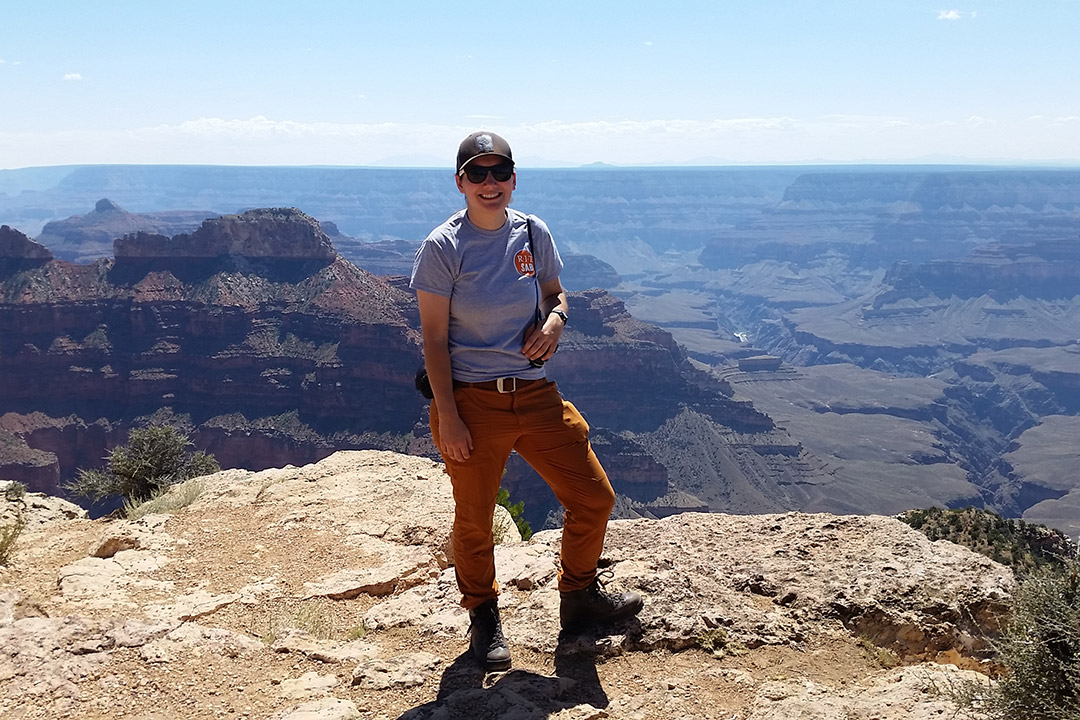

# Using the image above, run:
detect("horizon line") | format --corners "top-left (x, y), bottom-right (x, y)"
top-left (5, 159), bottom-right (1080, 173)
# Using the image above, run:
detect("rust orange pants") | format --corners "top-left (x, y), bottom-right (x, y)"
top-left (431, 380), bottom-right (615, 610)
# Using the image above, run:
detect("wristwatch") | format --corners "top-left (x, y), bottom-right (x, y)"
top-left (549, 308), bottom-right (569, 325)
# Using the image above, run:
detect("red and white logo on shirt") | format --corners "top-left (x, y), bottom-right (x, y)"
top-left (514, 249), bottom-right (535, 277)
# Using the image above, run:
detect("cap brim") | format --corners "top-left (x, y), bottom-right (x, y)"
top-left (458, 154), bottom-right (514, 172)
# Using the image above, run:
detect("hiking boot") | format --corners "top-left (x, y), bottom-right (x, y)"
top-left (560, 571), bottom-right (644, 631)
top-left (468, 599), bottom-right (511, 671)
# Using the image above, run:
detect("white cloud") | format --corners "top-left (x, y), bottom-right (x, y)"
top-left (938, 10), bottom-right (962, 20)
top-left (1028, 115), bottom-right (1080, 126)
top-left (643, 41), bottom-right (653, 46)
top-left (63, 72), bottom-right (83, 81)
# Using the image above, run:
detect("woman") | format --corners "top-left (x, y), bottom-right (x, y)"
top-left (410, 132), bottom-right (643, 671)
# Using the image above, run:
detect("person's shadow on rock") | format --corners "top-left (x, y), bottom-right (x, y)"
top-left (550, 627), bottom-right (617, 710)
top-left (396, 620), bottom-right (645, 719)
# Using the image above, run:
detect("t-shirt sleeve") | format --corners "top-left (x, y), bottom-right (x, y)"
top-left (410, 235), bottom-right (455, 298)
top-left (529, 216), bottom-right (564, 283)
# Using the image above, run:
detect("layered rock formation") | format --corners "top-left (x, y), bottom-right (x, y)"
top-left (699, 169), bottom-right (1080, 269)
top-left (777, 238), bottom-right (1080, 377)
top-left (690, 238), bottom-right (1080, 532)
top-left (0, 226), bottom-right (52, 278)
top-left (0, 451), bottom-right (1011, 719)
top-left (615, 171), bottom-right (1080, 536)
top-left (502, 290), bottom-right (830, 526)
top-left (114, 207), bottom-right (337, 260)
top-left (0, 209), bottom-right (425, 495)
top-left (2, 207), bottom-right (822, 526)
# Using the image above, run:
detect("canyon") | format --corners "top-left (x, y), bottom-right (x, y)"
top-left (1, 164), bottom-right (1078, 533)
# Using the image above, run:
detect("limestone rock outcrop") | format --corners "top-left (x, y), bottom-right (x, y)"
top-left (0, 450), bottom-right (1010, 719)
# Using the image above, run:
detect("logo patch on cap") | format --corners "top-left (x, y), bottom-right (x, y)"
top-left (475, 134), bottom-right (495, 152)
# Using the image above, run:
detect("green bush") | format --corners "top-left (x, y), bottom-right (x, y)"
top-left (3, 481), bottom-right (26, 502)
top-left (898, 507), bottom-right (1073, 575)
top-left (0, 512), bottom-right (24, 566)
top-left (496, 487), bottom-right (532, 541)
top-left (67, 425), bottom-right (219, 510)
top-left (949, 558), bottom-right (1080, 719)
top-left (987, 561), bottom-right (1080, 718)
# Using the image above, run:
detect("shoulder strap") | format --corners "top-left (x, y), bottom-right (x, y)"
top-left (526, 216), bottom-right (542, 323)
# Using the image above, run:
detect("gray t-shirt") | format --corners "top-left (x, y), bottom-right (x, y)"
top-left (410, 209), bottom-right (563, 383)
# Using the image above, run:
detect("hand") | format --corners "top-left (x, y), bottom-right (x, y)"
top-left (438, 413), bottom-right (473, 463)
top-left (522, 315), bottom-right (564, 364)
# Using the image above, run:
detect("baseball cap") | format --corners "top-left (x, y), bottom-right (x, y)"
top-left (456, 132), bottom-right (514, 173)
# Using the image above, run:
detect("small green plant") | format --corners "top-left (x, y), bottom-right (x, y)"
top-left (257, 626), bottom-right (278, 646)
top-left (496, 486), bottom-right (532, 541)
top-left (124, 478), bottom-right (206, 520)
top-left (290, 603), bottom-right (333, 640)
top-left (249, 602), bottom-right (337, 646)
top-left (856, 635), bottom-right (900, 669)
top-left (697, 628), bottom-right (728, 657)
top-left (696, 627), bottom-right (747, 658)
top-left (66, 425), bottom-right (219, 511)
top-left (3, 481), bottom-right (26, 502)
top-left (347, 624), bottom-right (368, 641)
top-left (0, 511), bottom-right (25, 566)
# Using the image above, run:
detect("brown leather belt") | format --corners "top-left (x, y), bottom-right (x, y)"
top-left (454, 377), bottom-right (544, 394)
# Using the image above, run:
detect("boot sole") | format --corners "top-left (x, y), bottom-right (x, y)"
top-left (484, 655), bottom-right (512, 672)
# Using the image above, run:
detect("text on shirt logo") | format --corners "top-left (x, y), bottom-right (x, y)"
top-left (514, 249), bottom-right (536, 277)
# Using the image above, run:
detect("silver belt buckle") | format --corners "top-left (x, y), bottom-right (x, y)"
top-left (496, 377), bottom-right (517, 394)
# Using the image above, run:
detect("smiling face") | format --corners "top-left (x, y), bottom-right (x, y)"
top-left (456, 156), bottom-right (517, 230)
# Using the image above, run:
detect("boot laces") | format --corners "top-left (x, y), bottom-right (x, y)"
top-left (588, 569), bottom-right (620, 604)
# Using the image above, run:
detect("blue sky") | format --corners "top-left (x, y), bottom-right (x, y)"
top-left (2, 0), bottom-right (1078, 168)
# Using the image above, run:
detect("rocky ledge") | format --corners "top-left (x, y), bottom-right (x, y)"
top-left (1, 450), bottom-right (1011, 719)
top-left (0, 226), bottom-right (53, 279)
top-left (0, 226), bottom-right (53, 261)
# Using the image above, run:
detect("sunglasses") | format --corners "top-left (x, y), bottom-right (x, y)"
top-left (460, 163), bottom-right (514, 184)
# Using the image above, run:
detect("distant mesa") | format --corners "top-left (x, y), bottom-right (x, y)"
top-left (738, 355), bottom-right (784, 372)
top-left (319, 220), bottom-right (342, 237)
top-left (560, 253), bottom-right (620, 291)
top-left (115, 208), bottom-right (339, 261)
top-left (95, 198), bottom-right (123, 213)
